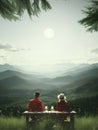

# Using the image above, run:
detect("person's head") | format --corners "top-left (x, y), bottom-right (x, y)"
top-left (57, 93), bottom-right (66, 101)
top-left (34, 91), bottom-right (40, 98)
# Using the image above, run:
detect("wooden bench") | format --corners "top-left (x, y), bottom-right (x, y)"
top-left (23, 111), bottom-right (76, 130)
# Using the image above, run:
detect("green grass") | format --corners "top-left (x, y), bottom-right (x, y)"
top-left (0, 115), bottom-right (98, 130)
top-left (0, 116), bottom-right (26, 130)
top-left (75, 116), bottom-right (98, 130)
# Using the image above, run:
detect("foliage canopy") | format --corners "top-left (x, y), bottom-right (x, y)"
top-left (0, 0), bottom-right (98, 32)
top-left (0, 0), bottom-right (51, 20)
top-left (79, 0), bottom-right (98, 32)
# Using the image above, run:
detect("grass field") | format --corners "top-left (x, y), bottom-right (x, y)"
top-left (0, 116), bottom-right (25, 130)
top-left (0, 115), bottom-right (98, 130)
top-left (75, 116), bottom-right (98, 130)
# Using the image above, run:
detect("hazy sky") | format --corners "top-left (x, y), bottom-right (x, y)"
top-left (0, 0), bottom-right (98, 73)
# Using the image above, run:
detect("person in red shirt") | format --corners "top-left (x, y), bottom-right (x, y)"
top-left (27, 91), bottom-right (44, 112)
top-left (56, 93), bottom-right (70, 112)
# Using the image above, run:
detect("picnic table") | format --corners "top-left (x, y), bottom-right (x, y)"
top-left (23, 110), bottom-right (76, 130)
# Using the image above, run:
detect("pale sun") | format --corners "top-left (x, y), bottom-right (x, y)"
top-left (44, 28), bottom-right (55, 39)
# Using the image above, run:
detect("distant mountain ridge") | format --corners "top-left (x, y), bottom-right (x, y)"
top-left (0, 75), bottom-right (28, 87)
top-left (0, 64), bottom-right (19, 72)
top-left (0, 63), bottom-right (98, 106)
top-left (0, 70), bottom-right (24, 80)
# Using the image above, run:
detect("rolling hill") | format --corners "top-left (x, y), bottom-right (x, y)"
top-left (0, 63), bottom-right (98, 106)
top-left (0, 64), bottom-right (19, 72)
top-left (43, 63), bottom-right (98, 100)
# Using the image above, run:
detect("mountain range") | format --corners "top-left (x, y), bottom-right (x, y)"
top-left (0, 63), bottom-right (98, 106)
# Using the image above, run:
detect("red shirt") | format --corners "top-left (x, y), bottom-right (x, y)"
top-left (27, 98), bottom-right (44, 111)
top-left (56, 100), bottom-right (70, 111)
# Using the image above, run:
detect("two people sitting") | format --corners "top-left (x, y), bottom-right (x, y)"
top-left (27, 91), bottom-right (70, 112)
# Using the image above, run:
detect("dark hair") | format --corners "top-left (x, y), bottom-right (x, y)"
top-left (35, 91), bottom-right (40, 97)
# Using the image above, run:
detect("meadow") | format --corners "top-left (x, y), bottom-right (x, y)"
top-left (0, 115), bottom-right (98, 130)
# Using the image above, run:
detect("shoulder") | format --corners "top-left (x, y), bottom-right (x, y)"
top-left (38, 99), bottom-right (43, 103)
top-left (29, 99), bottom-right (34, 102)
top-left (56, 101), bottom-right (60, 104)
top-left (30, 98), bottom-right (34, 101)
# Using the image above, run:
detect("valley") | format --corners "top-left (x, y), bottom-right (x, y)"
top-left (0, 63), bottom-right (98, 107)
